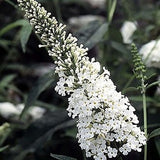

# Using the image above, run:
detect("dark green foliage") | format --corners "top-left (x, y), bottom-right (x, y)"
top-left (75, 21), bottom-right (108, 49)
top-left (20, 71), bottom-right (56, 119)
top-left (0, 19), bottom-right (32, 53)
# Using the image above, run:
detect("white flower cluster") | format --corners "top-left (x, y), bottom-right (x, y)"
top-left (82, 0), bottom-right (106, 8)
top-left (0, 102), bottom-right (45, 120)
top-left (120, 21), bottom-right (137, 44)
top-left (68, 15), bottom-right (105, 30)
top-left (17, 0), bottom-right (146, 159)
top-left (68, 67), bottom-right (146, 159)
top-left (139, 40), bottom-right (160, 68)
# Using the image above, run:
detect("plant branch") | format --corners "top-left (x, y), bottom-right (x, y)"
top-left (142, 78), bottom-right (147, 160)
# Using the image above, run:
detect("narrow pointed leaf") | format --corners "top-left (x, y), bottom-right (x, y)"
top-left (85, 22), bottom-right (108, 49)
top-left (129, 96), bottom-right (155, 103)
top-left (75, 21), bottom-right (108, 49)
top-left (148, 128), bottom-right (160, 140)
top-left (0, 19), bottom-right (28, 37)
top-left (108, 0), bottom-right (117, 23)
top-left (20, 24), bottom-right (32, 53)
top-left (146, 80), bottom-right (160, 90)
top-left (0, 74), bottom-right (16, 88)
top-left (0, 145), bottom-right (9, 152)
top-left (50, 154), bottom-right (77, 160)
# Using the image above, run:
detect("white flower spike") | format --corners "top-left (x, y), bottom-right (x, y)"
top-left (17, 0), bottom-right (146, 159)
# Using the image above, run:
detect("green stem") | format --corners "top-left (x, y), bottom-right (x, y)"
top-left (118, 156), bottom-right (123, 160)
top-left (113, 142), bottom-right (123, 160)
top-left (82, 150), bottom-right (87, 160)
top-left (142, 80), bottom-right (147, 160)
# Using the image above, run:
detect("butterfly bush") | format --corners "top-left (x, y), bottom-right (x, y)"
top-left (17, 0), bottom-right (146, 159)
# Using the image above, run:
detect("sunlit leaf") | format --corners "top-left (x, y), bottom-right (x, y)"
top-left (107, 0), bottom-right (117, 23)
top-left (0, 123), bottom-right (11, 146)
top-left (20, 24), bottom-right (32, 53)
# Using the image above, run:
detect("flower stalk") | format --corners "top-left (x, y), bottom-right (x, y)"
top-left (141, 78), bottom-right (147, 160)
top-left (142, 89), bottom-right (147, 160)
top-left (131, 43), bottom-right (147, 160)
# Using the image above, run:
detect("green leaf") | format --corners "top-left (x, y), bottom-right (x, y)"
top-left (148, 128), bottom-right (160, 140)
top-left (51, 154), bottom-right (77, 160)
top-left (75, 21), bottom-right (108, 49)
top-left (65, 127), bottom-right (77, 138)
top-left (0, 145), bottom-right (9, 152)
top-left (20, 72), bottom-right (55, 119)
top-left (0, 123), bottom-right (11, 146)
top-left (129, 96), bottom-right (155, 103)
top-left (154, 137), bottom-right (160, 158)
top-left (0, 39), bottom-right (12, 51)
top-left (5, 64), bottom-right (30, 73)
top-left (7, 84), bottom-right (23, 96)
top-left (31, 119), bottom-right (76, 149)
top-left (147, 123), bottom-right (160, 129)
top-left (85, 22), bottom-right (108, 49)
top-left (20, 24), bottom-right (32, 53)
top-left (0, 74), bottom-right (16, 89)
top-left (146, 72), bottom-right (157, 80)
top-left (0, 19), bottom-right (32, 52)
top-left (146, 80), bottom-right (160, 90)
top-left (13, 149), bottom-right (34, 160)
top-left (110, 41), bottom-right (129, 58)
top-left (35, 100), bottom-right (58, 110)
top-left (122, 87), bottom-right (138, 94)
top-left (4, 0), bottom-right (17, 8)
top-left (107, 0), bottom-right (117, 23)
top-left (0, 19), bottom-right (29, 37)
top-left (13, 110), bottom-right (75, 160)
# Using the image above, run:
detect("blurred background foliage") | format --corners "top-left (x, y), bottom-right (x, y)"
top-left (0, 0), bottom-right (160, 160)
